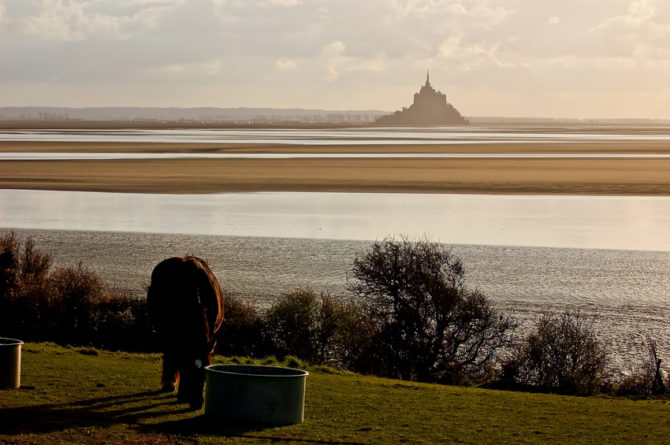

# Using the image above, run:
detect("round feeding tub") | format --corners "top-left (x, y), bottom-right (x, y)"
top-left (0, 337), bottom-right (24, 389)
top-left (205, 364), bottom-right (308, 425)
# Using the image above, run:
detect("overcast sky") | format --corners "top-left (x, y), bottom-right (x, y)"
top-left (1, 0), bottom-right (669, 118)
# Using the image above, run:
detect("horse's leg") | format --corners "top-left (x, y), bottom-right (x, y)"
top-left (176, 353), bottom-right (189, 403)
top-left (160, 352), bottom-right (179, 393)
top-left (176, 356), bottom-right (206, 409)
top-left (189, 352), bottom-right (210, 409)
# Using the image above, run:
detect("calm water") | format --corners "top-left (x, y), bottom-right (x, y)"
top-left (3, 189), bottom-right (670, 251)
top-left (4, 152), bottom-right (670, 160)
top-left (3, 127), bottom-right (670, 145)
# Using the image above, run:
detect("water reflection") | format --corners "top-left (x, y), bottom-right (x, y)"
top-left (2, 189), bottom-right (670, 251)
top-left (4, 152), bottom-right (670, 160)
top-left (3, 127), bottom-right (670, 145)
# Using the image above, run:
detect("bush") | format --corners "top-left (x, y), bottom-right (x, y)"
top-left (90, 289), bottom-right (154, 352)
top-left (615, 336), bottom-right (666, 397)
top-left (326, 298), bottom-right (377, 372)
top-left (349, 236), bottom-right (515, 384)
top-left (503, 310), bottom-right (609, 395)
top-left (0, 232), bottom-right (152, 351)
top-left (264, 289), bottom-right (319, 361)
top-left (264, 289), bottom-right (352, 365)
top-left (0, 232), bottom-right (19, 298)
top-left (216, 292), bottom-right (268, 357)
top-left (0, 232), bottom-right (53, 339)
top-left (48, 264), bottom-right (105, 344)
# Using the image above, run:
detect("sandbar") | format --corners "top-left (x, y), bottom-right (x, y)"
top-left (2, 141), bottom-right (670, 195)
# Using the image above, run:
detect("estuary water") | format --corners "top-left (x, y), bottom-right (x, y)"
top-left (4, 152), bottom-right (670, 160)
top-left (2, 189), bottom-right (670, 367)
top-left (3, 189), bottom-right (670, 251)
top-left (3, 126), bottom-right (670, 145)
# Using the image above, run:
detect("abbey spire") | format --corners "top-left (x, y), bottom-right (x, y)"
top-left (426, 69), bottom-right (430, 86)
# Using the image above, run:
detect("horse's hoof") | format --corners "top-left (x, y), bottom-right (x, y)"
top-left (188, 398), bottom-right (204, 411)
top-left (159, 384), bottom-right (176, 393)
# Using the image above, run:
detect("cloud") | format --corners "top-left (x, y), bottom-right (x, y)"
top-left (548, 16), bottom-right (560, 25)
top-left (266, 0), bottom-right (301, 6)
top-left (596, 0), bottom-right (656, 29)
top-left (319, 40), bottom-right (386, 81)
top-left (161, 59), bottom-right (221, 76)
top-left (437, 34), bottom-right (508, 69)
top-left (13, 0), bottom-right (182, 42)
top-left (388, 0), bottom-right (514, 30)
top-left (587, 0), bottom-right (670, 68)
top-left (324, 40), bottom-right (345, 54)
top-left (590, 0), bottom-right (670, 41)
top-left (322, 40), bottom-right (346, 80)
top-left (275, 57), bottom-right (297, 71)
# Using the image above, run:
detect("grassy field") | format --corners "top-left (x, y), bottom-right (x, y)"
top-left (2, 343), bottom-right (670, 444)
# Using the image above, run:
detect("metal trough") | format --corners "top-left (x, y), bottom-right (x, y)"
top-left (0, 337), bottom-right (23, 389)
top-left (205, 364), bottom-right (308, 425)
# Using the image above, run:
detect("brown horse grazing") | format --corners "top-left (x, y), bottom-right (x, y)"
top-left (147, 256), bottom-right (224, 409)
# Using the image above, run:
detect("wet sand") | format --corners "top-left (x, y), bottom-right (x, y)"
top-left (3, 140), bottom-right (670, 154)
top-left (2, 141), bottom-right (670, 195)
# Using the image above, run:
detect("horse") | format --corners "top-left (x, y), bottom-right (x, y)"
top-left (147, 256), bottom-right (224, 409)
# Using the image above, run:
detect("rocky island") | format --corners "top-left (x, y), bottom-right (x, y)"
top-left (376, 71), bottom-right (467, 126)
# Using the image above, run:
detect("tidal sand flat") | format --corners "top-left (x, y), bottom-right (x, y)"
top-left (3, 146), bottom-right (670, 195)
top-left (3, 125), bottom-right (670, 195)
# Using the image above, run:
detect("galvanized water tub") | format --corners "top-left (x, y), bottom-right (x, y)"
top-left (0, 337), bottom-right (23, 389)
top-left (205, 364), bottom-right (308, 425)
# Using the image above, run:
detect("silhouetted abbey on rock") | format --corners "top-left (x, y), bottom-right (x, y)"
top-left (376, 71), bottom-right (467, 126)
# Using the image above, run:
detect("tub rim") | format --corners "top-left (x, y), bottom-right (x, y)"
top-left (205, 363), bottom-right (309, 379)
top-left (0, 337), bottom-right (24, 346)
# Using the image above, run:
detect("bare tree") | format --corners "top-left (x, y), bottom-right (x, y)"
top-left (349, 236), bottom-right (515, 384)
top-left (648, 337), bottom-right (666, 395)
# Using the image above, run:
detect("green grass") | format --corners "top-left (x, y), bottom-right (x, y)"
top-left (2, 343), bottom-right (670, 444)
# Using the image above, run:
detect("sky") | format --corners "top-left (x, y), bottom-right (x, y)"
top-left (1, 0), bottom-right (670, 119)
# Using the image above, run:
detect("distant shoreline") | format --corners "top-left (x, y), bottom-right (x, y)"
top-left (0, 120), bottom-right (377, 130)
top-left (3, 119), bottom-right (670, 130)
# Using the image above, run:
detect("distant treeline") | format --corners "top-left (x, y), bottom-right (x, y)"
top-left (0, 120), bottom-right (379, 130)
top-left (0, 232), bottom-right (666, 397)
top-left (3, 107), bottom-right (670, 127)
top-left (0, 106), bottom-right (387, 125)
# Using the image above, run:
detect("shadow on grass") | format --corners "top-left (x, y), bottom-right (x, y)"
top-left (1, 388), bottom-right (365, 444)
top-left (0, 388), bottom-right (267, 438)
top-left (142, 417), bottom-right (363, 445)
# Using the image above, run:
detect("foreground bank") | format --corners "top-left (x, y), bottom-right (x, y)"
top-left (1, 343), bottom-right (669, 444)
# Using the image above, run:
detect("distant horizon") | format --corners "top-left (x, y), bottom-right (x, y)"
top-left (2, 2), bottom-right (670, 120)
top-left (3, 105), bottom-right (670, 124)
